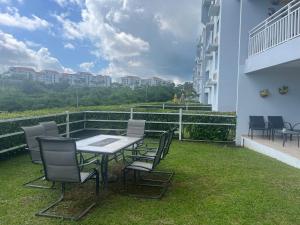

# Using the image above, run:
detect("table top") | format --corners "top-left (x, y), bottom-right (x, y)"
top-left (76, 134), bottom-right (142, 154)
top-left (280, 129), bottom-right (300, 135)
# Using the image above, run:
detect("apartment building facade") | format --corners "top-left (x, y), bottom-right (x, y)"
top-left (194, 0), bottom-right (240, 112)
top-left (2, 67), bottom-right (112, 87)
top-left (120, 76), bottom-right (173, 89)
top-left (236, 0), bottom-right (300, 144)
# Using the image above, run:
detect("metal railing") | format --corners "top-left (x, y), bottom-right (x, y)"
top-left (249, 0), bottom-right (300, 56)
top-left (0, 109), bottom-right (236, 155)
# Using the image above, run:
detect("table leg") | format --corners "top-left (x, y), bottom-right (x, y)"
top-left (101, 154), bottom-right (109, 190)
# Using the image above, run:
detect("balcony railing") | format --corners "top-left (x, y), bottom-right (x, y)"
top-left (248, 0), bottom-right (300, 57)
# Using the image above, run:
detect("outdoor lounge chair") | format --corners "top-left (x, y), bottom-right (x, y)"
top-left (138, 128), bottom-right (176, 159)
top-left (116, 119), bottom-right (146, 161)
top-left (39, 121), bottom-right (60, 137)
top-left (268, 116), bottom-right (293, 140)
top-left (248, 116), bottom-right (269, 139)
top-left (21, 124), bottom-right (55, 189)
top-left (36, 137), bottom-right (99, 221)
top-left (122, 131), bottom-right (174, 199)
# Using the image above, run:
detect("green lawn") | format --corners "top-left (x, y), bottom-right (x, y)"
top-left (1, 141), bottom-right (300, 225)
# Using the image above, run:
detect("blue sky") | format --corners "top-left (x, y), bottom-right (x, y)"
top-left (0, 0), bottom-right (202, 82)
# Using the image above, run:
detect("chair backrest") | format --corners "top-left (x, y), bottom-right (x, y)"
top-left (249, 116), bottom-right (265, 129)
top-left (126, 119), bottom-right (146, 138)
top-left (37, 137), bottom-right (81, 183)
top-left (21, 125), bottom-right (45, 163)
top-left (40, 121), bottom-right (60, 137)
top-left (268, 116), bottom-right (284, 129)
top-left (152, 132), bottom-right (168, 169)
top-left (162, 128), bottom-right (176, 158)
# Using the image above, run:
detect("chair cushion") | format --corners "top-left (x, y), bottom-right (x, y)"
top-left (126, 161), bottom-right (153, 171)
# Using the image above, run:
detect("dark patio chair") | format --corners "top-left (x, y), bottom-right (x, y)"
top-left (122, 132), bottom-right (174, 199)
top-left (36, 137), bottom-right (99, 221)
top-left (248, 116), bottom-right (269, 139)
top-left (39, 121), bottom-right (60, 137)
top-left (21, 125), bottom-right (55, 189)
top-left (268, 116), bottom-right (292, 141)
top-left (139, 128), bottom-right (176, 159)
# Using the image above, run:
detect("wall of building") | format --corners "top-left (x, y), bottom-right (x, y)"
top-left (236, 0), bottom-right (279, 144)
top-left (236, 67), bottom-right (300, 144)
top-left (216, 0), bottom-right (240, 112)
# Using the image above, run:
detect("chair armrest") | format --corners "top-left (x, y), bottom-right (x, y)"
top-left (292, 122), bottom-right (300, 129)
top-left (127, 155), bottom-right (154, 160)
top-left (79, 158), bottom-right (98, 167)
top-left (284, 122), bottom-right (293, 130)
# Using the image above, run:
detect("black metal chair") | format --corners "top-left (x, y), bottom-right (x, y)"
top-left (248, 116), bottom-right (268, 139)
top-left (21, 125), bottom-right (55, 189)
top-left (36, 137), bottom-right (99, 221)
top-left (122, 132), bottom-right (174, 199)
top-left (268, 116), bottom-right (292, 141)
top-left (139, 128), bottom-right (176, 159)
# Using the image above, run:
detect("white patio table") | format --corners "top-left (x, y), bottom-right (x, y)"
top-left (76, 134), bottom-right (142, 189)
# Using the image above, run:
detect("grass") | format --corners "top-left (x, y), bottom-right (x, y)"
top-left (1, 141), bottom-right (300, 225)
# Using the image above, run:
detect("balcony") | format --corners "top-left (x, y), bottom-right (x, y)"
top-left (202, 0), bottom-right (212, 7)
top-left (206, 21), bottom-right (214, 31)
top-left (208, 0), bottom-right (220, 17)
top-left (248, 0), bottom-right (300, 57)
top-left (205, 53), bottom-right (213, 61)
top-left (206, 41), bottom-right (218, 53)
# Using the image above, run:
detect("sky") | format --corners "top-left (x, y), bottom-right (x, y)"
top-left (0, 0), bottom-right (202, 83)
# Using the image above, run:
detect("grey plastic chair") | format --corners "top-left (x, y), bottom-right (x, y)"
top-left (123, 132), bottom-right (174, 199)
top-left (39, 121), bottom-right (60, 137)
top-left (36, 137), bottom-right (99, 221)
top-left (22, 125), bottom-right (55, 189)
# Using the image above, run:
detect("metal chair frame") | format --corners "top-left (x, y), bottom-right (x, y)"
top-left (36, 137), bottom-right (99, 221)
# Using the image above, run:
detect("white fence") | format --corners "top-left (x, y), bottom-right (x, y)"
top-left (0, 109), bottom-right (236, 155)
top-left (249, 0), bottom-right (300, 56)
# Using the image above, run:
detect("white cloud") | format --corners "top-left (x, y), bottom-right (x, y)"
top-left (0, 7), bottom-right (50, 31)
top-left (54, 0), bottom-right (83, 7)
top-left (0, 30), bottom-right (65, 72)
top-left (64, 43), bottom-right (75, 49)
top-left (55, 0), bottom-right (202, 82)
top-left (79, 61), bottom-right (94, 71)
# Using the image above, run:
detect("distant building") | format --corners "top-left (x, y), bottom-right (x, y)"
top-left (5, 67), bottom-right (37, 80)
top-left (2, 67), bottom-right (112, 87)
top-left (120, 76), bottom-right (141, 89)
top-left (120, 76), bottom-right (172, 88)
top-left (37, 70), bottom-right (62, 84)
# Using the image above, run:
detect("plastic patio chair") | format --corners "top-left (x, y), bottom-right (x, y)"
top-left (122, 131), bottom-right (174, 199)
top-left (36, 137), bottom-right (99, 221)
top-left (21, 124), bottom-right (55, 189)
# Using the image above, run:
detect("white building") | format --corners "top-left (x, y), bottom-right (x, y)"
top-left (4, 67), bottom-right (37, 80)
top-left (194, 0), bottom-right (240, 112)
top-left (120, 76), bottom-right (172, 88)
top-left (2, 67), bottom-right (112, 87)
top-left (236, 0), bottom-right (300, 145)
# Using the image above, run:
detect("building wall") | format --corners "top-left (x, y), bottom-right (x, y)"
top-left (236, 0), bottom-right (297, 144)
top-left (216, 0), bottom-right (240, 112)
top-left (236, 68), bottom-right (300, 144)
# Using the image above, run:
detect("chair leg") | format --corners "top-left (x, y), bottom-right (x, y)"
top-left (36, 183), bottom-right (96, 221)
top-left (23, 175), bottom-right (56, 189)
top-left (123, 169), bottom-right (174, 199)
